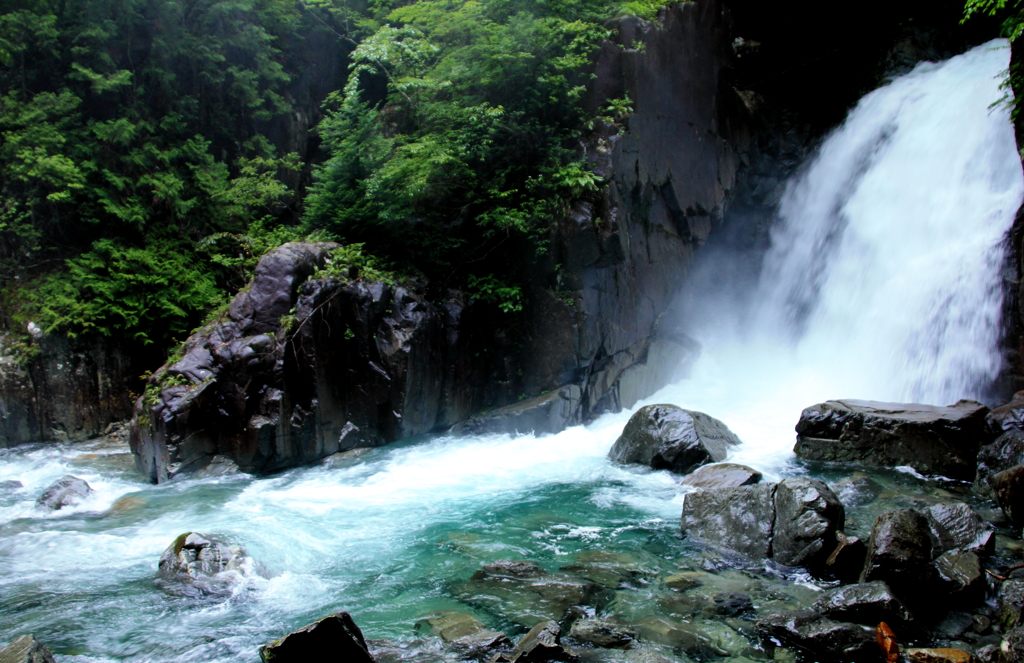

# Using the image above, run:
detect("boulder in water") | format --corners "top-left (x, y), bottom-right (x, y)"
top-left (755, 609), bottom-right (877, 662)
top-left (609, 404), bottom-right (740, 474)
top-left (0, 635), bottom-right (56, 663)
top-left (794, 399), bottom-right (990, 481)
top-left (772, 477), bottom-right (845, 570)
top-left (35, 474), bottom-right (92, 510)
top-left (0, 480), bottom-right (23, 493)
top-left (860, 509), bottom-right (936, 610)
top-left (680, 463), bottom-right (761, 489)
top-left (922, 502), bottom-right (994, 556)
top-left (260, 611), bottom-right (374, 663)
top-left (934, 550), bottom-right (985, 601)
top-left (157, 532), bottom-right (248, 597)
top-left (681, 478), bottom-right (844, 574)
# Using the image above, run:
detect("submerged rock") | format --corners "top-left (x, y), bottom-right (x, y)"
top-left (794, 399), bottom-right (990, 480)
top-left (681, 463), bottom-right (762, 489)
top-left (0, 635), bottom-right (57, 663)
top-left (566, 618), bottom-right (636, 649)
top-left (415, 611), bottom-right (509, 659)
top-left (453, 560), bottom-right (606, 628)
top-left (157, 532), bottom-right (248, 597)
top-left (35, 474), bottom-right (92, 510)
top-left (0, 479), bottom-right (23, 492)
top-left (260, 611), bottom-right (374, 663)
top-left (681, 477), bottom-right (844, 574)
top-left (609, 404), bottom-right (741, 474)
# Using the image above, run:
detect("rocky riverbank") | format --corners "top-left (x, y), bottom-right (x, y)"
top-left (7, 391), bottom-right (1024, 662)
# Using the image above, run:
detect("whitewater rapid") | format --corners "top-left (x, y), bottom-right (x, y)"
top-left (1, 38), bottom-right (1022, 662)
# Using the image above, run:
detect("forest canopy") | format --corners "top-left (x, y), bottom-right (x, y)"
top-left (0, 0), bottom-right (648, 351)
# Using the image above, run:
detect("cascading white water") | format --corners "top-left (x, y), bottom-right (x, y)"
top-left (0, 39), bottom-right (1022, 663)
top-left (756, 38), bottom-right (1024, 404)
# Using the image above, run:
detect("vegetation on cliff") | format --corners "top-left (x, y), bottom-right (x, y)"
top-left (0, 0), bottom-right (646, 354)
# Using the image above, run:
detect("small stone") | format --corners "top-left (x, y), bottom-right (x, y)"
top-left (664, 573), bottom-right (702, 591)
top-left (35, 474), bottom-right (92, 510)
top-left (933, 612), bottom-right (974, 639)
top-left (0, 634), bottom-right (57, 663)
top-left (260, 611), bottom-right (373, 663)
top-left (971, 614), bottom-right (991, 634)
top-left (681, 463), bottom-right (762, 489)
top-left (903, 648), bottom-right (974, 663)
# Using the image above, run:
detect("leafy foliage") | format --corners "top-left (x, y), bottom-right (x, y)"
top-left (302, 0), bottom-right (617, 292)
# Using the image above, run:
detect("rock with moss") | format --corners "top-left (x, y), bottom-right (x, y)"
top-left (157, 532), bottom-right (249, 598)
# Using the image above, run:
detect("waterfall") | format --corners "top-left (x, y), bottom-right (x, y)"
top-left (755, 38), bottom-right (1024, 404)
top-left (1, 39), bottom-right (1022, 663)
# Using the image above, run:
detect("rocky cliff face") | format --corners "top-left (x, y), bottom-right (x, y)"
top-left (130, 0), bottom-right (749, 480)
top-left (0, 335), bottom-right (142, 447)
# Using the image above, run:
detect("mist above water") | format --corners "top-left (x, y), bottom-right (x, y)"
top-left (1, 39), bottom-right (1022, 663)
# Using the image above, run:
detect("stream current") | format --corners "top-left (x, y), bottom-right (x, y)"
top-left (1, 39), bottom-right (1023, 662)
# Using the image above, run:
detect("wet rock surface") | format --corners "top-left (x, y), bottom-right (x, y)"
top-left (977, 430), bottom-right (1024, 495)
top-left (794, 399), bottom-right (991, 480)
top-left (492, 621), bottom-right (577, 663)
top-left (811, 581), bottom-right (913, 626)
top-left (861, 509), bottom-right (936, 599)
top-left (566, 618), bottom-right (636, 648)
top-left (991, 464), bottom-right (1024, 527)
top-left (260, 611), bottom-right (374, 663)
top-left (157, 532), bottom-right (249, 597)
top-left (755, 609), bottom-right (877, 662)
top-left (608, 404), bottom-right (741, 474)
top-left (35, 474), bottom-right (92, 510)
top-left (681, 462), bottom-right (762, 489)
top-left (0, 635), bottom-right (57, 663)
top-left (924, 502), bottom-right (994, 556)
top-left (681, 477), bottom-right (844, 573)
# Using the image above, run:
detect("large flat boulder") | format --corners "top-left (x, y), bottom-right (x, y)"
top-left (794, 399), bottom-right (990, 480)
top-left (609, 404), bottom-right (741, 474)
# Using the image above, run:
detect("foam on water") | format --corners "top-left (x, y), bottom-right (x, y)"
top-left (1, 39), bottom-right (1022, 661)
